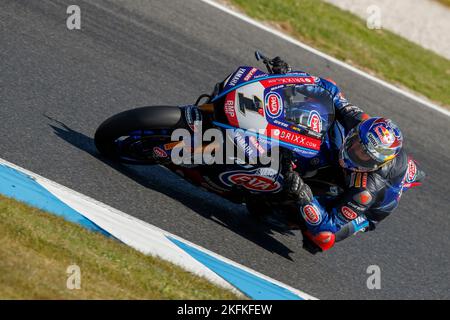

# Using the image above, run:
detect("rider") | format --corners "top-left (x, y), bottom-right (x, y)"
top-left (182, 55), bottom-right (424, 253)
top-left (269, 58), bottom-right (425, 253)
top-left (294, 117), bottom-right (425, 252)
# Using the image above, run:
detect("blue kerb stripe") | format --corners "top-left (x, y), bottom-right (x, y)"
top-left (167, 236), bottom-right (303, 300)
top-left (0, 164), bottom-right (110, 237)
top-left (0, 163), bottom-right (306, 299)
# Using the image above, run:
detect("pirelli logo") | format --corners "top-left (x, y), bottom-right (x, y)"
top-left (351, 173), bottom-right (368, 188)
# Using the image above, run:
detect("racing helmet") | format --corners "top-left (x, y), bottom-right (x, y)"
top-left (339, 117), bottom-right (403, 172)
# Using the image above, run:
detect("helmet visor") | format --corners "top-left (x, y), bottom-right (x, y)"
top-left (343, 131), bottom-right (380, 171)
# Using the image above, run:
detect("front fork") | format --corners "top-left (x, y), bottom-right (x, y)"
top-left (154, 104), bottom-right (218, 166)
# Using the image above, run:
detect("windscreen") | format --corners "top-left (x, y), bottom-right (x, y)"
top-left (281, 84), bottom-right (335, 136)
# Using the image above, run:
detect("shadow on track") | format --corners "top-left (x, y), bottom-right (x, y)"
top-left (45, 115), bottom-right (297, 260)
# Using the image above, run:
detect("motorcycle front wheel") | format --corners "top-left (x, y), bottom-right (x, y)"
top-left (94, 106), bottom-right (186, 164)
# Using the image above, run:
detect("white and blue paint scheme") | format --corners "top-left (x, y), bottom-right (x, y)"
top-left (0, 158), bottom-right (316, 300)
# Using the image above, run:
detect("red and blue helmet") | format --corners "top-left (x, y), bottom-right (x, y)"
top-left (339, 117), bottom-right (403, 172)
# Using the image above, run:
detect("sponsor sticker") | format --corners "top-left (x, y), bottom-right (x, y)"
top-left (219, 170), bottom-right (281, 192)
top-left (289, 125), bottom-right (303, 133)
top-left (344, 105), bottom-right (363, 114)
top-left (224, 91), bottom-right (239, 127)
top-left (354, 216), bottom-right (366, 225)
top-left (406, 159), bottom-right (417, 183)
top-left (307, 111), bottom-right (322, 133)
top-left (228, 68), bottom-right (246, 87)
top-left (243, 67), bottom-right (258, 82)
top-left (260, 76), bottom-right (315, 88)
top-left (234, 131), bottom-right (254, 157)
top-left (255, 167), bottom-right (278, 178)
top-left (352, 216), bottom-right (368, 233)
top-left (301, 204), bottom-right (322, 226)
top-left (341, 206), bottom-right (358, 220)
top-left (362, 173), bottom-right (368, 188)
top-left (153, 147), bottom-right (168, 158)
top-left (274, 119), bottom-right (289, 128)
top-left (265, 92), bottom-right (283, 118)
top-left (249, 135), bottom-right (266, 154)
top-left (347, 201), bottom-right (365, 211)
top-left (266, 124), bottom-right (321, 151)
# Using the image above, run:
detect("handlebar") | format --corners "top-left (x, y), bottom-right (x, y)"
top-left (255, 50), bottom-right (274, 74)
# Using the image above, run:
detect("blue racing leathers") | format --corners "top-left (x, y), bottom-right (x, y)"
top-left (286, 73), bottom-right (424, 251)
top-left (299, 145), bottom-right (425, 251)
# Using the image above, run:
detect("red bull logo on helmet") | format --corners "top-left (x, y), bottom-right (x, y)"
top-left (366, 118), bottom-right (403, 153)
top-left (374, 124), bottom-right (395, 145)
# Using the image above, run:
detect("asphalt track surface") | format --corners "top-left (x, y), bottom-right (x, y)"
top-left (1, 0), bottom-right (449, 299)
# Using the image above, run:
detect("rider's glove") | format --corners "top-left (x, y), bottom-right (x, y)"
top-left (283, 171), bottom-right (314, 205)
top-left (271, 56), bottom-right (292, 74)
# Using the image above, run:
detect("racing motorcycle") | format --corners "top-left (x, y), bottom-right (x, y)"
top-left (94, 52), bottom-right (419, 230)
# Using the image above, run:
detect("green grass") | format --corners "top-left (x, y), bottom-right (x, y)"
top-left (0, 195), bottom-right (240, 299)
top-left (229, 0), bottom-right (450, 108)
